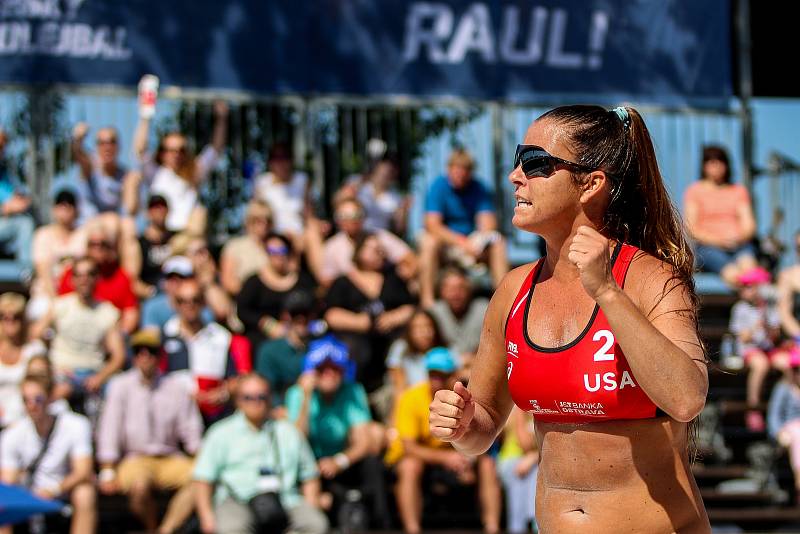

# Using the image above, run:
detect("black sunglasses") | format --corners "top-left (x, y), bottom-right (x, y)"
top-left (514, 144), bottom-right (594, 178)
top-left (240, 393), bottom-right (269, 403)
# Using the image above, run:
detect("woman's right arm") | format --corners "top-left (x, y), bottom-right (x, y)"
top-left (777, 269), bottom-right (800, 338)
top-left (430, 267), bottom-right (527, 455)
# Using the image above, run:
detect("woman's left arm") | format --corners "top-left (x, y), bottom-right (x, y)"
top-left (736, 195), bottom-right (757, 244)
top-left (570, 226), bottom-right (708, 422)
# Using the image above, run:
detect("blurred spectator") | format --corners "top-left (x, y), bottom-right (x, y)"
top-left (97, 330), bottom-right (203, 534)
top-left (25, 354), bottom-right (71, 415)
top-left (33, 257), bottom-right (126, 399)
top-left (335, 155), bottom-right (408, 235)
top-left (497, 407), bottom-right (538, 534)
top-left (286, 338), bottom-right (389, 529)
top-left (0, 293), bottom-right (46, 428)
top-left (130, 98), bottom-right (228, 235)
top-left (321, 198), bottom-right (417, 285)
top-left (385, 309), bottom-right (445, 412)
top-left (768, 364), bottom-right (800, 502)
top-left (255, 289), bottom-right (319, 409)
top-left (0, 127), bottom-right (34, 268)
top-left (193, 373), bottom-right (328, 534)
top-left (180, 236), bottom-right (233, 322)
top-left (778, 230), bottom-right (800, 353)
top-left (0, 374), bottom-right (96, 534)
top-left (429, 266), bottom-right (488, 360)
top-left (141, 256), bottom-right (216, 329)
top-left (324, 233), bottom-right (416, 390)
top-left (28, 188), bottom-right (87, 319)
top-left (123, 193), bottom-right (175, 299)
top-left (58, 223), bottom-right (139, 334)
top-left (391, 347), bottom-right (501, 534)
top-left (162, 279), bottom-right (235, 425)
top-left (237, 233), bottom-right (316, 352)
top-left (730, 267), bottom-right (791, 431)
top-left (253, 143), bottom-right (311, 241)
top-left (219, 200), bottom-right (271, 295)
top-left (419, 148), bottom-right (508, 307)
top-left (70, 122), bottom-right (134, 220)
top-left (684, 145), bottom-right (757, 286)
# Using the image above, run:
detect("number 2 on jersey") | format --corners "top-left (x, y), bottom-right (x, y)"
top-left (592, 329), bottom-right (615, 361)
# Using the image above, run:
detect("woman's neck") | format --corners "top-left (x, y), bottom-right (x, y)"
top-left (0, 338), bottom-right (22, 363)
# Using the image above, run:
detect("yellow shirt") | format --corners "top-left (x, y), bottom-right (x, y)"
top-left (385, 381), bottom-right (450, 465)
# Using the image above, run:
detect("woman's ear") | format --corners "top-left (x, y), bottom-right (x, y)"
top-left (579, 170), bottom-right (611, 205)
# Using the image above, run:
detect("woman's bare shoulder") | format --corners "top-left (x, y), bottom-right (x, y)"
top-left (624, 250), bottom-right (695, 313)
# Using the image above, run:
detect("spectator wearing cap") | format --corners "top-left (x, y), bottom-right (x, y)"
top-left (418, 148), bottom-right (508, 308)
top-left (57, 221), bottom-right (139, 334)
top-left (320, 197), bottom-right (417, 286)
top-left (162, 279), bottom-right (236, 425)
top-left (255, 289), bottom-right (323, 410)
top-left (390, 347), bottom-right (501, 534)
top-left (253, 143), bottom-right (312, 242)
top-left (97, 329), bottom-right (203, 534)
top-left (32, 257), bottom-right (126, 399)
top-left (28, 187), bottom-right (88, 320)
top-left (236, 233), bottom-right (317, 352)
top-left (730, 267), bottom-right (793, 431)
top-left (141, 256), bottom-right (215, 330)
top-left (285, 336), bottom-right (389, 529)
top-left (219, 199), bottom-right (272, 295)
top-left (122, 193), bottom-right (175, 299)
top-left (0, 127), bottom-right (34, 269)
top-left (193, 373), bottom-right (328, 534)
top-left (0, 373), bottom-right (96, 534)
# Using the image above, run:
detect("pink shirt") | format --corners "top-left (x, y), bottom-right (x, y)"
top-left (683, 181), bottom-right (750, 243)
top-left (321, 230), bottom-right (412, 281)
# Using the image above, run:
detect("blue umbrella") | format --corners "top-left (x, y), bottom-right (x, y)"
top-left (0, 484), bottom-right (63, 525)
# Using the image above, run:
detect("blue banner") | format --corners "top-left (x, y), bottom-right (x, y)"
top-left (0, 1), bottom-right (732, 106)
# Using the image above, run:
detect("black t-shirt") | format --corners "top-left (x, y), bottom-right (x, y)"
top-left (325, 267), bottom-right (415, 317)
top-left (139, 231), bottom-right (175, 287)
top-left (236, 269), bottom-right (317, 337)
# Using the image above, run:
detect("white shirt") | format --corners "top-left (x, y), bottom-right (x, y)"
top-left (253, 171), bottom-right (308, 236)
top-left (144, 146), bottom-right (218, 232)
top-left (0, 341), bottom-right (47, 426)
top-left (0, 410), bottom-right (92, 491)
top-left (50, 294), bottom-right (120, 373)
top-left (357, 182), bottom-right (402, 232)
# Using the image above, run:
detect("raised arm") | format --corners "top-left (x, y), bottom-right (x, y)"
top-left (569, 226), bottom-right (708, 422)
top-left (209, 100), bottom-right (229, 156)
top-left (70, 122), bottom-right (93, 179)
top-left (133, 116), bottom-right (151, 162)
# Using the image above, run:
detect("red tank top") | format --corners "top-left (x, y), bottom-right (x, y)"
top-left (505, 243), bottom-right (662, 423)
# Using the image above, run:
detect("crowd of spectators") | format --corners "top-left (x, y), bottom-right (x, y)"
top-left (3, 92), bottom-right (800, 532)
top-left (0, 91), bottom-right (529, 534)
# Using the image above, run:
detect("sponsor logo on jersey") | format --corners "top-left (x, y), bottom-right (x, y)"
top-left (527, 399), bottom-right (560, 415)
top-left (506, 340), bottom-right (518, 358)
top-left (556, 400), bottom-right (606, 416)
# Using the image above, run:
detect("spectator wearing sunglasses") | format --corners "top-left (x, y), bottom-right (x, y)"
top-left (28, 187), bottom-right (88, 320)
top-left (56, 223), bottom-right (139, 334)
top-left (0, 127), bottom-right (34, 270)
top-left (320, 197), bottom-right (418, 287)
top-left (97, 329), bottom-right (203, 534)
top-left (683, 145), bottom-right (758, 287)
top-left (286, 338), bottom-right (390, 530)
top-left (122, 194), bottom-right (175, 299)
top-left (219, 200), bottom-right (272, 295)
top-left (0, 374), bottom-right (96, 534)
top-left (130, 96), bottom-right (228, 236)
top-left (0, 292), bottom-right (46, 428)
top-left (324, 232), bottom-right (416, 391)
top-left (194, 373), bottom-right (327, 534)
top-left (162, 279), bottom-right (236, 426)
top-left (32, 257), bottom-right (126, 399)
top-left (236, 233), bottom-right (317, 353)
top-left (419, 148), bottom-right (509, 307)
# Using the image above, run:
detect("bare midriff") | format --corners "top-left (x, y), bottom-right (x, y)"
top-left (535, 416), bottom-right (710, 534)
